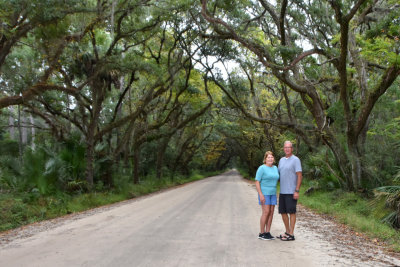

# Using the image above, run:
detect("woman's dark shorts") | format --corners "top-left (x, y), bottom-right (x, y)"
top-left (278, 194), bottom-right (297, 214)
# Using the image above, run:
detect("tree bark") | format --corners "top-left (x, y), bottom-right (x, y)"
top-left (30, 114), bottom-right (35, 150)
top-left (21, 113), bottom-right (27, 144)
top-left (156, 136), bottom-right (172, 179)
top-left (85, 81), bottom-right (105, 188)
top-left (8, 106), bottom-right (14, 139)
top-left (133, 144), bottom-right (141, 184)
top-left (85, 138), bottom-right (95, 188)
top-left (17, 105), bottom-right (23, 164)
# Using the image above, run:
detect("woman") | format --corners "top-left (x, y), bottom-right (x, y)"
top-left (255, 151), bottom-right (279, 240)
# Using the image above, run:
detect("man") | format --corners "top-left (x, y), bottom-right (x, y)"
top-left (278, 141), bottom-right (302, 241)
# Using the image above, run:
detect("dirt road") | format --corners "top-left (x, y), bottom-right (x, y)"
top-left (0, 170), bottom-right (399, 266)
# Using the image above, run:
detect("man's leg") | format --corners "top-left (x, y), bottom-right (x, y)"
top-left (281, 213), bottom-right (290, 234)
top-left (279, 194), bottom-right (290, 236)
top-left (289, 213), bottom-right (296, 235)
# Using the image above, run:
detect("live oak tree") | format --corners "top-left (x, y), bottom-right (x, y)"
top-left (1, 0), bottom-right (399, 194)
top-left (199, 0), bottom-right (400, 190)
top-left (16, 0), bottom-right (215, 187)
top-left (0, 0), bottom-right (85, 109)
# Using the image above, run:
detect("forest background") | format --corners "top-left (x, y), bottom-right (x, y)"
top-left (0, 0), bottom-right (399, 250)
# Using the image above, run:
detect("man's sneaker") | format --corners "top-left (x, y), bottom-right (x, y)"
top-left (265, 232), bottom-right (275, 240)
top-left (258, 232), bottom-right (268, 240)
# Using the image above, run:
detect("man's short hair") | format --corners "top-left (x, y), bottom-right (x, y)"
top-left (284, 141), bottom-right (293, 147)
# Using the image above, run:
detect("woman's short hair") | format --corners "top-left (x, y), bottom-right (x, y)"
top-left (263, 151), bottom-right (274, 163)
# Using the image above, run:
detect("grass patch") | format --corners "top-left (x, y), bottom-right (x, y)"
top-left (300, 180), bottom-right (400, 252)
top-left (236, 167), bottom-right (251, 180)
top-left (0, 170), bottom-right (221, 232)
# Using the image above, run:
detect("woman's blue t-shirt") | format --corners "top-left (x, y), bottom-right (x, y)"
top-left (255, 165), bottom-right (279, 195)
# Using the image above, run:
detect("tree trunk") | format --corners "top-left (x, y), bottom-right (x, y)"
top-left (8, 106), bottom-right (15, 139)
top-left (359, 117), bottom-right (370, 154)
top-left (103, 158), bottom-right (114, 187)
top-left (84, 82), bottom-right (104, 189)
top-left (321, 133), bottom-right (352, 190)
top-left (85, 138), bottom-right (95, 188)
top-left (348, 139), bottom-right (362, 190)
top-left (30, 114), bottom-right (35, 150)
top-left (133, 145), bottom-right (141, 184)
top-left (21, 113), bottom-right (28, 144)
top-left (114, 68), bottom-right (126, 163)
top-left (156, 136), bottom-right (171, 179)
top-left (171, 136), bottom-right (192, 177)
top-left (123, 140), bottom-right (130, 168)
top-left (17, 105), bottom-right (23, 164)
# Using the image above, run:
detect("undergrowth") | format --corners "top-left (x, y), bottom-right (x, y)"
top-left (299, 180), bottom-right (400, 252)
top-left (0, 170), bottom-right (219, 232)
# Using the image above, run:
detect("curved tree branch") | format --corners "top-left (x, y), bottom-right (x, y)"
top-left (0, 84), bottom-right (79, 109)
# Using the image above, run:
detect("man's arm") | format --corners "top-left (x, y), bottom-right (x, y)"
top-left (293, 171), bottom-right (302, 200)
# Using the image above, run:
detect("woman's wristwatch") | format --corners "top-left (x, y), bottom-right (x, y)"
top-left (295, 189), bottom-right (300, 193)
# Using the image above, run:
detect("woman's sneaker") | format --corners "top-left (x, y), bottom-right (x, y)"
top-left (265, 232), bottom-right (275, 240)
top-left (258, 232), bottom-right (268, 240)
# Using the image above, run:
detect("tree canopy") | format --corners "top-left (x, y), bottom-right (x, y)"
top-left (0, 0), bottom-right (399, 202)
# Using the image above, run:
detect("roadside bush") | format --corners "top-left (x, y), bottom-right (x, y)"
top-left (373, 170), bottom-right (400, 229)
top-left (300, 180), bottom-right (400, 251)
top-left (302, 148), bottom-right (343, 191)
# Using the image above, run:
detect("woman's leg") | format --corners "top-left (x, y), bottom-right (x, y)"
top-left (265, 205), bottom-right (275, 233)
top-left (260, 204), bottom-right (270, 233)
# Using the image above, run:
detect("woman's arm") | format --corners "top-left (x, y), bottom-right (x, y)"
top-left (255, 181), bottom-right (265, 204)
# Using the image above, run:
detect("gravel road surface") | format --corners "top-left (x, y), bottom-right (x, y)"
top-left (0, 170), bottom-right (399, 266)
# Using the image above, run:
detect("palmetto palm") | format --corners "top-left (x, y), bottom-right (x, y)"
top-left (374, 170), bottom-right (400, 228)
